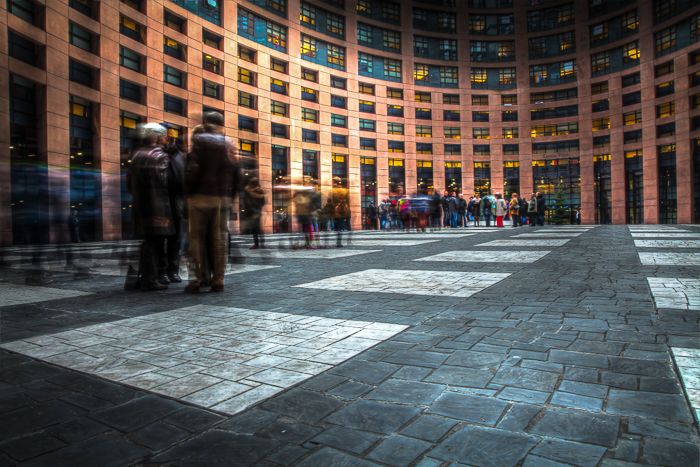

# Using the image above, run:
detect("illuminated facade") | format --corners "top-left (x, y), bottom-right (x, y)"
top-left (2, 0), bottom-right (700, 244)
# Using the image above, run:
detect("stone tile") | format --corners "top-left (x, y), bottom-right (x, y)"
top-left (615, 439), bottom-right (640, 462)
top-left (550, 391), bottom-right (604, 411)
top-left (21, 434), bottom-right (149, 467)
top-left (429, 392), bottom-right (508, 426)
top-left (642, 437), bottom-right (700, 467)
top-left (218, 409), bottom-right (278, 434)
top-left (210, 385), bottom-right (284, 415)
top-left (181, 380), bottom-right (251, 407)
top-left (491, 367), bottom-right (559, 392)
top-left (129, 421), bottom-right (189, 451)
top-left (260, 388), bottom-right (343, 424)
top-left (606, 390), bottom-right (692, 422)
top-left (444, 350), bottom-right (505, 369)
top-left (497, 387), bottom-right (550, 405)
top-left (151, 374), bottom-right (222, 398)
top-left (323, 400), bottom-right (422, 435)
top-left (46, 417), bottom-right (110, 444)
top-left (558, 380), bottom-right (608, 399)
top-left (330, 360), bottom-right (399, 384)
top-left (529, 407), bottom-right (620, 447)
top-left (367, 435), bottom-right (432, 467)
top-left (530, 438), bottom-right (607, 467)
top-left (265, 445), bottom-right (308, 466)
top-left (0, 400), bottom-right (86, 442)
top-left (88, 395), bottom-right (181, 432)
top-left (163, 408), bottom-right (223, 433)
top-left (634, 239), bottom-right (699, 248)
top-left (329, 381), bottom-right (375, 399)
top-left (476, 239), bottom-right (571, 247)
top-left (0, 431), bottom-right (67, 462)
top-left (415, 251), bottom-right (551, 263)
top-left (424, 366), bottom-right (494, 388)
top-left (311, 426), bottom-right (382, 454)
top-left (383, 350), bottom-right (449, 368)
top-left (399, 415), bottom-right (459, 442)
top-left (496, 404), bottom-right (542, 432)
top-left (428, 425), bottom-right (539, 467)
top-left (296, 447), bottom-right (382, 467)
top-left (549, 350), bottom-right (609, 369)
top-left (638, 252), bottom-right (700, 266)
top-left (0, 283), bottom-right (93, 307)
top-left (257, 418), bottom-right (323, 445)
top-left (365, 380), bottom-right (446, 405)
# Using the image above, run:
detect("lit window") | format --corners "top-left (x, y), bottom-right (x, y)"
top-left (266, 22), bottom-right (286, 51)
top-left (302, 108), bottom-right (317, 123)
top-left (387, 88), bottom-right (402, 99)
top-left (471, 68), bottom-right (487, 85)
top-left (327, 12), bottom-right (344, 36)
top-left (301, 35), bottom-right (316, 59)
top-left (592, 117), bottom-right (610, 131)
top-left (622, 10), bottom-right (638, 33)
top-left (415, 92), bottom-right (431, 103)
top-left (359, 83), bottom-right (375, 95)
top-left (238, 67), bottom-right (254, 85)
top-left (444, 128), bottom-right (460, 139)
top-left (416, 125), bottom-right (432, 137)
top-left (383, 30), bottom-right (400, 50)
top-left (387, 123), bottom-right (404, 135)
top-left (473, 128), bottom-right (490, 139)
top-left (414, 64), bottom-right (429, 82)
top-left (502, 127), bottom-right (518, 139)
top-left (657, 101), bottom-right (675, 118)
top-left (590, 22), bottom-right (608, 43)
top-left (300, 3), bottom-right (315, 24)
top-left (499, 68), bottom-right (516, 86)
top-left (624, 110), bottom-right (642, 125)
top-left (655, 26), bottom-right (676, 56)
top-left (623, 41), bottom-right (639, 63)
top-left (591, 51), bottom-right (610, 74)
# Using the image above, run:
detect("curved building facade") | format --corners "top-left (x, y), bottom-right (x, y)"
top-left (2, 0), bottom-right (700, 244)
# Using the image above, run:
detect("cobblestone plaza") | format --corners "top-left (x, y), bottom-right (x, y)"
top-left (0, 225), bottom-right (699, 465)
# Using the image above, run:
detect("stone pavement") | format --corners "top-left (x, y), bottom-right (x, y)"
top-left (0, 224), bottom-right (699, 466)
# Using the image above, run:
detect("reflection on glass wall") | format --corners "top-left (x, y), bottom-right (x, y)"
top-left (625, 149), bottom-right (644, 224)
top-left (360, 157), bottom-right (376, 229)
top-left (658, 144), bottom-right (677, 224)
top-left (533, 158), bottom-right (581, 223)
top-left (389, 158), bottom-right (405, 198)
top-left (474, 161), bottom-right (491, 196)
top-left (417, 160), bottom-right (433, 195)
top-left (445, 161), bottom-right (462, 194)
top-left (271, 145), bottom-right (289, 233)
top-left (594, 154), bottom-right (612, 225)
top-left (70, 96), bottom-right (99, 241)
top-left (503, 160), bottom-right (520, 197)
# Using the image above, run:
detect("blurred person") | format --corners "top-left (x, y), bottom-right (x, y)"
top-left (322, 198), bottom-right (334, 231)
top-left (378, 198), bottom-right (389, 229)
top-left (367, 201), bottom-right (377, 230)
top-left (331, 177), bottom-right (350, 246)
top-left (472, 194), bottom-right (482, 227)
top-left (509, 193), bottom-right (522, 227)
top-left (528, 193), bottom-right (538, 227)
top-left (184, 112), bottom-right (239, 293)
top-left (389, 199), bottom-right (398, 229)
top-left (482, 192), bottom-right (494, 227)
top-left (448, 192), bottom-right (458, 228)
top-left (293, 182), bottom-right (318, 248)
top-left (244, 177), bottom-right (265, 249)
top-left (127, 123), bottom-right (173, 291)
top-left (495, 193), bottom-right (508, 228)
top-left (458, 194), bottom-right (467, 228)
top-left (536, 192), bottom-right (547, 226)
top-left (519, 193), bottom-right (529, 226)
top-left (158, 123), bottom-right (185, 284)
top-left (440, 190), bottom-right (450, 227)
top-left (575, 209), bottom-right (581, 225)
top-left (69, 210), bottom-right (81, 243)
top-left (398, 196), bottom-right (410, 231)
top-left (430, 192), bottom-right (441, 230)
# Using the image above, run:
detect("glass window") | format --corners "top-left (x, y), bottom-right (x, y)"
top-left (271, 123), bottom-right (288, 139)
top-left (238, 68), bottom-right (254, 85)
top-left (414, 64), bottom-right (429, 83)
top-left (471, 68), bottom-right (487, 86)
top-left (164, 94), bottom-right (184, 115)
top-left (266, 22), bottom-right (287, 51)
top-left (331, 114), bottom-right (347, 127)
top-left (360, 119), bottom-right (375, 131)
top-left (591, 51), bottom-right (610, 74)
top-left (239, 91), bottom-right (254, 109)
top-left (622, 72), bottom-right (641, 87)
top-left (623, 41), bottom-right (640, 64)
top-left (592, 117), bottom-right (610, 131)
top-left (416, 143), bottom-right (432, 154)
top-left (592, 82), bottom-right (609, 94)
top-left (382, 2), bottom-right (400, 23)
top-left (655, 26), bottom-right (676, 56)
top-left (331, 76), bottom-right (346, 89)
top-left (359, 83), bottom-right (375, 95)
top-left (502, 127), bottom-right (518, 139)
top-left (69, 60), bottom-right (94, 87)
top-left (119, 79), bottom-right (142, 102)
top-left (239, 116), bottom-right (256, 133)
top-left (416, 108), bottom-right (431, 120)
top-left (69, 23), bottom-right (92, 52)
top-left (624, 110), bottom-right (642, 125)
top-left (384, 30), bottom-right (401, 50)
top-left (301, 87), bottom-right (317, 102)
top-left (444, 127), bottom-right (460, 139)
top-left (360, 138), bottom-right (376, 150)
top-left (473, 128), bottom-right (490, 139)
top-left (657, 101), bottom-right (675, 118)
top-left (239, 46), bottom-right (256, 63)
top-left (204, 55), bottom-right (221, 74)
top-left (414, 36), bottom-right (428, 57)
top-left (359, 100), bottom-right (375, 113)
top-left (416, 125), bottom-right (432, 137)
top-left (415, 92), bottom-right (431, 103)
top-left (440, 67), bottom-right (458, 87)
top-left (331, 95), bottom-right (347, 108)
top-left (302, 129), bottom-right (318, 143)
top-left (655, 62), bottom-right (674, 77)
top-left (164, 37), bottom-right (184, 60)
top-left (472, 95), bottom-right (489, 105)
top-left (444, 110), bottom-right (460, 121)
top-left (326, 12), bottom-right (344, 36)
top-left (387, 105), bottom-right (403, 117)
top-left (499, 68), bottom-right (516, 86)
top-left (301, 35), bottom-right (316, 59)
top-left (203, 30), bottom-right (222, 49)
top-left (444, 94), bottom-right (460, 105)
top-left (387, 122), bottom-right (404, 135)
top-left (301, 68), bottom-right (317, 82)
top-left (270, 78), bottom-right (287, 94)
top-left (119, 47), bottom-right (141, 72)
top-left (387, 88), bottom-right (403, 99)
top-left (502, 95), bottom-right (517, 105)
top-left (328, 44), bottom-right (345, 70)
top-left (332, 134), bottom-right (347, 147)
top-left (120, 16), bottom-right (142, 42)
top-left (300, 3), bottom-right (316, 24)
top-left (590, 22), bottom-right (608, 44)
top-left (388, 141), bottom-right (404, 153)
top-left (302, 108), bottom-right (317, 123)
top-left (384, 60), bottom-right (401, 81)
top-left (271, 58), bottom-right (287, 73)
top-left (358, 23), bottom-right (372, 45)
top-left (622, 10), bottom-right (639, 34)
top-left (164, 65), bottom-right (184, 88)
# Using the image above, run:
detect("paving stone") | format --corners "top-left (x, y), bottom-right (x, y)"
top-left (296, 447), bottom-right (382, 467)
top-left (0, 393), bottom-right (33, 414)
top-left (89, 395), bottom-right (181, 432)
top-left (491, 367), bottom-right (559, 392)
top-left (609, 357), bottom-right (674, 378)
top-left (530, 438), bottom-right (607, 467)
top-left (130, 421), bottom-right (189, 450)
top-left (22, 434), bottom-right (149, 467)
top-left (413, 458), bottom-right (442, 467)
top-left (529, 407), bottom-right (620, 447)
top-left (392, 366), bottom-right (432, 381)
top-left (163, 408), bottom-right (224, 433)
top-left (219, 409), bottom-right (278, 434)
top-left (0, 431), bottom-right (67, 461)
top-left (642, 437), bottom-right (700, 467)
top-left (367, 435), bottom-right (432, 467)
top-left (399, 415), bottom-right (459, 442)
top-left (627, 417), bottom-right (696, 442)
top-left (330, 360), bottom-right (399, 384)
top-left (383, 350), bottom-right (449, 369)
top-left (429, 392), bottom-right (508, 426)
top-left (265, 445), bottom-right (308, 466)
top-left (614, 439), bottom-right (639, 462)
top-left (550, 350), bottom-right (609, 369)
top-left (423, 366), bottom-right (493, 388)
top-left (0, 400), bottom-right (86, 442)
top-left (153, 430), bottom-right (279, 466)
top-left (558, 380), bottom-right (608, 399)
top-left (329, 381), bottom-right (375, 399)
top-left (497, 387), bottom-right (550, 405)
top-left (444, 351), bottom-right (505, 369)
top-left (639, 376), bottom-right (680, 394)
top-left (496, 404), bottom-right (541, 432)
top-left (606, 390), bottom-right (691, 422)
top-left (520, 361), bottom-right (563, 373)
top-left (46, 417), bottom-right (110, 444)
top-left (428, 425), bottom-right (539, 467)
top-left (59, 393), bottom-right (113, 411)
top-left (324, 400), bottom-right (422, 435)
top-left (261, 388), bottom-right (343, 424)
top-left (600, 372), bottom-right (637, 390)
top-left (521, 455), bottom-right (571, 467)
top-left (310, 426), bottom-right (382, 454)
top-left (257, 418), bottom-right (323, 445)
top-left (300, 374), bottom-right (347, 391)
top-left (365, 380), bottom-right (446, 405)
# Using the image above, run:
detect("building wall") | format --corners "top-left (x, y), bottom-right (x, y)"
top-left (1, 0), bottom-right (699, 245)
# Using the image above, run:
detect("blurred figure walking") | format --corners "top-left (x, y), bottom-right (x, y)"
top-left (378, 198), bottom-right (389, 229)
top-left (331, 177), bottom-right (350, 246)
top-left (184, 112), bottom-right (239, 293)
top-left (244, 177), bottom-right (265, 249)
top-left (495, 193), bottom-right (507, 227)
top-left (159, 124), bottom-right (185, 284)
top-left (528, 193), bottom-right (537, 227)
top-left (509, 193), bottom-right (522, 227)
top-left (458, 194), bottom-right (467, 228)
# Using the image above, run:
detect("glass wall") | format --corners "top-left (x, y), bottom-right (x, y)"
top-left (271, 145), bottom-right (289, 232)
top-left (445, 161), bottom-right (462, 194)
top-left (360, 157), bottom-right (377, 229)
top-left (503, 160), bottom-right (520, 197)
top-left (658, 144), bottom-right (677, 224)
top-left (417, 160), bottom-right (433, 195)
top-left (474, 161), bottom-right (491, 196)
top-left (389, 158), bottom-right (405, 197)
top-left (69, 96), bottom-right (98, 241)
top-left (625, 149), bottom-right (644, 224)
top-left (533, 157), bottom-right (581, 223)
top-left (594, 154), bottom-right (612, 224)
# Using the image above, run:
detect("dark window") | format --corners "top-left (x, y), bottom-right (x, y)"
top-left (656, 81), bottom-right (674, 97)
top-left (657, 122), bottom-right (676, 138)
top-left (503, 144), bottom-right (519, 155)
top-left (502, 110), bottom-right (518, 122)
top-left (164, 66), bottom-right (184, 88)
top-left (473, 111), bottom-right (489, 122)
top-left (69, 60), bottom-right (94, 87)
top-left (624, 130), bottom-right (643, 143)
top-left (331, 76), bottom-right (347, 89)
top-left (443, 110), bottom-right (460, 121)
top-left (119, 79), bottom-right (142, 102)
top-left (530, 88), bottom-right (578, 103)
top-left (164, 94), bottom-right (184, 115)
top-left (301, 87), bottom-right (317, 102)
top-left (271, 123), bottom-right (288, 139)
top-left (387, 105), bottom-right (403, 117)
top-left (622, 91), bottom-right (641, 106)
top-left (120, 16), bottom-right (142, 42)
top-left (203, 30), bottom-right (222, 49)
top-left (119, 47), bottom-right (141, 72)
top-left (8, 32), bottom-right (38, 66)
top-left (270, 78), bottom-right (287, 94)
top-left (360, 137), bottom-right (376, 150)
top-left (164, 37), bottom-right (184, 60)
top-left (164, 10), bottom-right (185, 33)
top-left (331, 95), bottom-right (346, 108)
top-left (302, 129), bottom-right (319, 143)
top-left (531, 139), bottom-right (579, 153)
top-left (203, 80), bottom-right (221, 99)
top-left (445, 144), bottom-right (461, 155)
top-left (238, 115), bottom-right (256, 132)
top-left (239, 46), bottom-right (256, 63)
top-left (332, 134), bottom-right (347, 147)
top-left (359, 100), bottom-right (375, 113)
top-left (592, 100), bottom-right (609, 112)
top-left (593, 135), bottom-right (610, 148)
top-left (69, 0), bottom-right (92, 17)
top-left (416, 108), bottom-right (432, 120)
top-left (388, 141), bottom-right (404, 152)
top-left (416, 143), bottom-right (432, 154)
top-left (8, 0), bottom-right (37, 24)
top-left (69, 23), bottom-right (92, 52)
top-left (622, 72), bottom-right (641, 87)
top-left (656, 62), bottom-right (674, 77)
top-left (204, 55), bottom-right (221, 74)
top-left (530, 106), bottom-right (577, 120)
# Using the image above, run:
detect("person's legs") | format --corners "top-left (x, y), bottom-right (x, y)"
top-left (496, 215), bottom-right (503, 227)
top-left (187, 198), bottom-right (205, 287)
top-left (211, 199), bottom-right (229, 289)
top-left (538, 215), bottom-right (545, 226)
top-left (141, 234), bottom-right (163, 288)
top-left (484, 214), bottom-right (491, 226)
top-left (443, 211), bottom-right (449, 227)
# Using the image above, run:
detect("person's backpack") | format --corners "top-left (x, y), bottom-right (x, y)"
top-left (528, 198), bottom-right (537, 212)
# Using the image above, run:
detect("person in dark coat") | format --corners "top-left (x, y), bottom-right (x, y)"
top-left (430, 192), bottom-right (442, 229)
top-left (457, 194), bottom-right (467, 227)
top-left (127, 123), bottom-right (174, 291)
top-left (367, 202), bottom-right (377, 230)
top-left (158, 126), bottom-right (185, 284)
top-left (185, 112), bottom-right (239, 293)
top-left (440, 190), bottom-right (450, 227)
top-left (447, 193), bottom-right (459, 228)
top-left (69, 210), bottom-right (81, 243)
top-left (244, 177), bottom-right (266, 249)
top-left (536, 192), bottom-right (547, 226)
top-left (519, 194), bottom-right (529, 225)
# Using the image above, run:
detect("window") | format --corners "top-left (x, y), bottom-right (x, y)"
top-left (622, 10), bottom-right (639, 34)
top-left (502, 95), bottom-right (517, 106)
top-left (331, 95), bottom-right (346, 108)
top-left (693, 71), bottom-right (700, 87)
top-left (164, 37), bottom-right (184, 60)
top-left (499, 68), bottom-right (516, 87)
top-left (383, 30), bottom-right (401, 51)
top-left (473, 128), bottom-right (490, 139)
top-left (444, 128), bottom-right (460, 139)
top-left (301, 68), bottom-right (317, 82)
top-left (655, 26), bottom-right (676, 56)
top-left (593, 135), bottom-right (610, 148)
top-left (70, 0), bottom-right (93, 17)
top-left (359, 100), bottom-right (375, 113)
top-left (301, 35), bottom-right (317, 59)
top-left (472, 95), bottom-right (489, 105)
top-left (203, 30), bottom-right (222, 49)
top-left (270, 78), bottom-right (287, 95)
top-left (590, 22), bottom-right (608, 44)
top-left (327, 12), bottom-right (344, 36)
top-left (238, 68), bottom-right (254, 85)
top-left (164, 94), bottom-right (184, 115)
top-left (239, 46), bottom-right (256, 63)
top-left (529, 65), bottom-right (547, 86)
top-left (414, 64), bottom-right (429, 83)
top-left (415, 92), bottom-right (431, 103)
top-left (473, 111), bottom-right (489, 122)
top-left (69, 23), bottom-right (92, 52)
top-left (271, 123), bottom-right (288, 139)
top-left (164, 11), bottom-right (184, 32)
top-left (387, 105), bottom-right (403, 117)
top-left (591, 51), bottom-right (610, 75)
top-left (360, 119), bottom-right (376, 131)
top-left (657, 101), bottom-right (675, 118)
top-left (657, 122), bottom-right (676, 138)
top-left (331, 76), bottom-right (346, 89)
top-left (266, 22), bottom-right (287, 51)
top-left (622, 91), bottom-right (641, 106)
top-left (359, 83), bottom-right (375, 95)
top-left (624, 110), bottom-right (642, 125)
top-left (388, 141), bottom-right (404, 153)
top-left (239, 91), bottom-right (254, 109)
top-left (440, 40), bottom-right (458, 61)
top-left (360, 138), bottom-right (376, 150)
top-left (119, 47), bottom-right (141, 72)
top-left (328, 45), bottom-right (345, 70)
top-left (623, 41), bottom-right (639, 65)
top-left (656, 62), bottom-right (674, 77)
top-left (416, 108), bottom-right (431, 120)
top-left (532, 139), bottom-right (579, 153)
top-left (387, 122), bottom-right (404, 135)
top-left (591, 82), bottom-right (609, 95)
top-left (358, 23), bottom-right (372, 45)
top-left (592, 117), bottom-right (610, 131)
top-left (502, 127), bottom-right (518, 139)
top-left (164, 66), bottom-right (184, 88)
top-left (332, 134), bottom-right (347, 147)
top-left (503, 144), bottom-right (519, 155)
top-left (416, 125), bottom-right (432, 137)
top-left (302, 129), bottom-right (319, 143)
top-left (655, 0), bottom-right (675, 22)
top-left (382, 2), bottom-right (400, 23)
top-left (693, 13), bottom-right (700, 43)
top-left (271, 58), bottom-right (287, 74)
top-left (331, 114), bottom-right (347, 127)
top-left (387, 88), bottom-right (403, 99)
top-left (204, 55), bottom-right (221, 74)
top-left (301, 87), bottom-right (317, 102)
top-left (300, 3), bottom-right (316, 24)
top-left (120, 79), bottom-right (142, 102)
top-left (474, 145), bottom-right (490, 156)
top-left (414, 36), bottom-right (429, 57)
top-left (271, 101), bottom-right (287, 117)
top-left (471, 68), bottom-right (487, 88)
top-left (8, 0), bottom-right (37, 24)
top-left (239, 116), bottom-right (256, 133)
top-left (592, 99), bottom-right (609, 112)
top-left (444, 110), bottom-right (460, 122)
top-left (656, 81), bottom-right (674, 97)
top-left (69, 60), bottom-right (94, 87)
top-left (622, 72), bottom-right (641, 87)
top-left (624, 130), bottom-right (642, 143)
top-left (442, 94), bottom-right (459, 105)
top-left (530, 88), bottom-right (578, 103)
top-left (120, 16), bottom-right (142, 42)
top-left (531, 123), bottom-right (578, 137)
top-left (502, 111), bottom-right (518, 122)
top-left (440, 67), bottom-right (459, 87)
top-left (302, 108), bottom-right (318, 123)
top-left (416, 143), bottom-right (432, 154)
top-left (693, 94), bottom-right (700, 109)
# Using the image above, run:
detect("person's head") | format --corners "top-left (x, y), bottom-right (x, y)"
top-left (512, 192), bottom-right (518, 198)
top-left (370, 201), bottom-right (374, 206)
top-left (203, 111), bottom-right (225, 134)
top-left (141, 123), bottom-right (168, 146)
top-left (73, 210), bottom-right (77, 215)
top-left (531, 192), bottom-right (536, 198)
top-left (444, 190), bottom-right (448, 196)
top-left (470, 196), bottom-right (474, 200)
top-left (536, 192), bottom-right (541, 197)
top-left (459, 194), bottom-right (464, 199)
